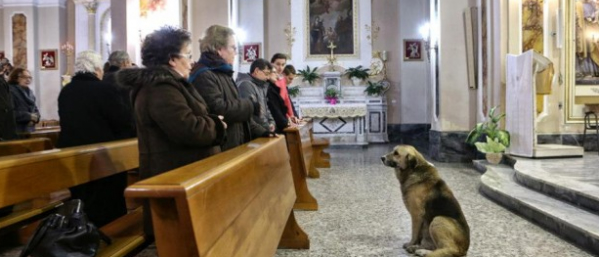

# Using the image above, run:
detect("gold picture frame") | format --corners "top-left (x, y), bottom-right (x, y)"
top-left (305, 0), bottom-right (359, 59)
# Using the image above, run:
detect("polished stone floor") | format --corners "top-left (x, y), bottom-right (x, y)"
top-left (271, 145), bottom-right (595, 257)
top-left (2, 145), bottom-right (596, 257)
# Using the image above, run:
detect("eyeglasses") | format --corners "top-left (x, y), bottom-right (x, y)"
top-left (174, 53), bottom-right (193, 60)
top-left (261, 69), bottom-right (272, 76)
top-left (19, 75), bottom-right (33, 80)
top-left (228, 45), bottom-right (237, 51)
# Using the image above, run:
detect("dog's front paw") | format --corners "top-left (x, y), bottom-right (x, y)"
top-left (403, 243), bottom-right (420, 253)
top-left (415, 249), bottom-right (432, 256)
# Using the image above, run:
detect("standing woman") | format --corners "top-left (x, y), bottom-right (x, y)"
top-left (189, 24), bottom-right (268, 152)
top-left (7, 68), bottom-right (39, 133)
top-left (117, 26), bottom-right (227, 235)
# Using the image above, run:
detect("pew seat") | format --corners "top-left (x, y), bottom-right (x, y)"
top-left (311, 137), bottom-right (331, 169)
top-left (126, 137), bottom-right (309, 257)
top-left (0, 139), bottom-right (145, 256)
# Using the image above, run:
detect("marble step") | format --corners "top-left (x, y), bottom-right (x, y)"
top-left (513, 161), bottom-right (599, 214)
top-left (475, 161), bottom-right (599, 255)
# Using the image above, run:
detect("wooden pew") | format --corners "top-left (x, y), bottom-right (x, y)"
top-left (309, 129), bottom-right (331, 169)
top-left (125, 137), bottom-right (309, 257)
top-left (20, 128), bottom-right (60, 148)
top-left (284, 122), bottom-right (319, 210)
top-left (0, 138), bottom-right (54, 157)
top-left (0, 139), bottom-right (145, 257)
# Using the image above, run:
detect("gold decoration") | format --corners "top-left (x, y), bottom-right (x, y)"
top-left (284, 23), bottom-right (297, 57)
top-left (365, 22), bottom-right (380, 45)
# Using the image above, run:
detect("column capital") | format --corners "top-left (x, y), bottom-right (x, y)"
top-left (73, 0), bottom-right (98, 13)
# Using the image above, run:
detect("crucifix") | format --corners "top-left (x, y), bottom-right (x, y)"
top-left (326, 41), bottom-right (337, 71)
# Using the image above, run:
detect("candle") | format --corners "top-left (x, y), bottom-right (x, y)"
top-left (380, 50), bottom-right (388, 61)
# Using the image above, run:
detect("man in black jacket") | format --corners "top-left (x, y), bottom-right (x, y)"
top-left (236, 58), bottom-right (275, 132)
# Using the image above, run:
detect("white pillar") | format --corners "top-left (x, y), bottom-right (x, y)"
top-left (74, 0), bottom-right (98, 51)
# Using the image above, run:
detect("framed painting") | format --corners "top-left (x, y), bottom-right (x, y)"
top-left (40, 49), bottom-right (58, 70)
top-left (242, 43), bottom-right (261, 64)
top-left (403, 39), bottom-right (423, 61)
top-left (306, 0), bottom-right (358, 59)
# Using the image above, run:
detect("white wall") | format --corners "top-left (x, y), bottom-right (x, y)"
top-left (237, 0), bottom-right (265, 73)
top-left (398, 0), bottom-right (430, 124)
top-left (433, 0), bottom-right (476, 131)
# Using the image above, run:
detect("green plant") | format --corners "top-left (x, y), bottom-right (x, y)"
top-left (466, 105), bottom-right (510, 150)
top-left (474, 136), bottom-right (507, 153)
top-left (288, 86), bottom-right (300, 98)
top-left (324, 88), bottom-right (339, 98)
top-left (344, 65), bottom-right (370, 80)
top-left (364, 81), bottom-right (386, 96)
top-left (324, 87), bottom-right (340, 104)
top-left (297, 66), bottom-right (320, 85)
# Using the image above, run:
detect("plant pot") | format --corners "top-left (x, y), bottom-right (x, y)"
top-left (351, 77), bottom-right (362, 86)
top-left (485, 153), bottom-right (503, 164)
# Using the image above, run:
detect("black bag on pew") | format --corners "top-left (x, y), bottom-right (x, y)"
top-left (19, 199), bottom-right (111, 257)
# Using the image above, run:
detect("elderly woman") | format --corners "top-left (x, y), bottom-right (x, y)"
top-left (189, 24), bottom-right (269, 151)
top-left (117, 26), bottom-right (227, 234)
top-left (57, 50), bottom-right (134, 227)
top-left (7, 68), bottom-right (39, 133)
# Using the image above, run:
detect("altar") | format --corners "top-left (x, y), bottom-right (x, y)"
top-left (291, 71), bottom-right (389, 146)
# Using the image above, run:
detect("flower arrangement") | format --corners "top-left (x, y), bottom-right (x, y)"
top-left (324, 88), bottom-right (339, 105)
top-left (344, 65), bottom-right (370, 80)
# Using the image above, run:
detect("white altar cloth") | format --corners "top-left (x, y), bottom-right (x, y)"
top-left (300, 104), bottom-right (367, 118)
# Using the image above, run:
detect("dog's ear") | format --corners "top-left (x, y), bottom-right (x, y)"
top-left (406, 153), bottom-right (418, 169)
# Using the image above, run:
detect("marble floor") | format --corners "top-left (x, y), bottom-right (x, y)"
top-left (2, 145), bottom-right (596, 257)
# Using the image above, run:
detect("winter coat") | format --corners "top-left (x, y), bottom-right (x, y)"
top-left (58, 72), bottom-right (135, 148)
top-left (236, 73), bottom-right (274, 131)
top-left (57, 72), bottom-right (136, 227)
top-left (9, 83), bottom-right (39, 133)
top-left (104, 66), bottom-right (136, 137)
top-left (267, 81), bottom-right (290, 133)
top-left (0, 77), bottom-right (16, 140)
top-left (189, 51), bottom-right (267, 151)
top-left (117, 66), bottom-right (226, 179)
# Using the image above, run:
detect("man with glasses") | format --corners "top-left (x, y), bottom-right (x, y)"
top-left (236, 58), bottom-right (275, 132)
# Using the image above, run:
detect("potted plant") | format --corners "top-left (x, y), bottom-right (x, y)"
top-left (465, 105), bottom-right (510, 164)
top-left (288, 86), bottom-right (300, 98)
top-left (364, 81), bottom-right (388, 96)
top-left (324, 87), bottom-right (339, 105)
top-left (344, 65), bottom-right (370, 86)
top-left (297, 66), bottom-right (320, 86)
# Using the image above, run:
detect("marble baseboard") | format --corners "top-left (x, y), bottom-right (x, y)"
top-left (387, 124), bottom-right (430, 154)
top-left (429, 130), bottom-right (476, 163)
top-left (538, 134), bottom-right (598, 151)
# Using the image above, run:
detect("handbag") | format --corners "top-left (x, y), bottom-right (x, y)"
top-left (19, 199), bottom-right (111, 257)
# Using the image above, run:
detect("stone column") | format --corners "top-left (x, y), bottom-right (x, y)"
top-left (74, 0), bottom-right (98, 51)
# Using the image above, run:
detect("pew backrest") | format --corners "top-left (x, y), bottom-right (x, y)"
top-left (125, 137), bottom-right (301, 257)
top-left (0, 138), bottom-right (54, 157)
top-left (0, 139), bottom-right (138, 208)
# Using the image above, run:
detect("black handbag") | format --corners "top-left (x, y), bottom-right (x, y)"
top-left (19, 199), bottom-right (111, 257)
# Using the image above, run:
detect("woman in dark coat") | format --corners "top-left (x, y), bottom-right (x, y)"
top-left (0, 75), bottom-right (16, 140)
top-left (57, 50), bottom-right (135, 227)
top-left (7, 68), bottom-right (39, 133)
top-left (117, 26), bottom-right (227, 235)
top-left (189, 24), bottom-right (269, 151)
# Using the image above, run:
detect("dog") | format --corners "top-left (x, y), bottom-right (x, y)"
top-left (381, 145), bottom-right (469, 257)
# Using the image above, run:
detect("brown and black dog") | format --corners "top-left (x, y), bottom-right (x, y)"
top-left (381, 145), bottom-right (469, 257)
